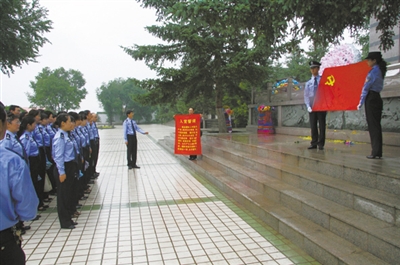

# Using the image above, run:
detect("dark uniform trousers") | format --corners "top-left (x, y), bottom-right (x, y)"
top-left (309, 111), bottom-right (327, 147)
top-left (365, 91), bottom-right (383, 157)
top-left (45, 146), bottom-right (56, 193)
top-left (89, 140), bottom-right (95, 177)
top-left (56, 161), bottom-right (77, 228)
top-left (0, 228), bottom-right (25, 265)
top-left (29, 155), bottom-right (43, 208)
top-left (127, 134), bottom-right (137, 167)
top-left (92, 138), bottom-right (100, 173)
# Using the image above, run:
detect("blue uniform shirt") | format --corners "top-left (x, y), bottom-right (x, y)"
top-left (93, 122), bottom-right (99, 139)
top-left (52, 129), bottom-right (76, 175)
top-left (77, 126), bottom-right (87, 147)
top-left (20, 131), bottom-right (39, 157)
top-left (70, 131), bottom-right (80, 155)
top-left (359, 65), bottom-right (384, 106)
top-left (304, 75), bottom-right (321, 109)
top-left (0, 131), bottom-right (24, 157)
top-left (123, 118), bottom-right (146, 142)
top-left (40, 125), bottom-right (51, 147)
top-left (33, 125), bottom-right (44, 147)
top-left (0, 147), bottom-right (39, 230)
top-left (86, 123), bottom-right (94, 140)
top-left (46, 123), bottom-right (56, 140)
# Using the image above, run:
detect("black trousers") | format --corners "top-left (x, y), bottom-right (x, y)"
top-left (45, 146), bottom-right (56, 193)
top-left (0, 228), bottom-right (25, 265)
top-left (56, 161), bottom-right (77, 228)
top-left (29, 156), bottom-right (43, 208)
top-left (82, 146), bottom-right (90, 184)
top-left (309, 111), bottom-right (327, 147)
top-left (92, 138), bottom-right (100, 173)
top-left (127, 134), bottom-right (137, 167)
top-left (365, 91), bottom-right (383, 157)
top-left (190, 130), bottom-right (203, 159)
top-left (88, 140), bottom-right (95, 177)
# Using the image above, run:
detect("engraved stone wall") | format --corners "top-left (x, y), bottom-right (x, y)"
top-left (280, 98), bottom-right (400, 132)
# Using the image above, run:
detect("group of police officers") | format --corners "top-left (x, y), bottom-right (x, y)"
top-left (0, 102), bottom-right (100, 264)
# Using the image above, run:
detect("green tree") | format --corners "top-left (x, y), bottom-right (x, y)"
top-left (0, 0), bottom-right (52, 75)
top-left (27, 67), bottom-right (87, 112)
top-left (125, 1), bottom-right (399, 132)
top-left (123, 1), bottom-right (272, 132)
top-left (96, 78), bottom-right (156, 125)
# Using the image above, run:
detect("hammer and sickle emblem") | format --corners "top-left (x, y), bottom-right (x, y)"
top-left (325, 75), bottom-right (335, 86)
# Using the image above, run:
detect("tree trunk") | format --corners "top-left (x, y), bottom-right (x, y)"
top-left (215, 86), bottom-right (227, 133)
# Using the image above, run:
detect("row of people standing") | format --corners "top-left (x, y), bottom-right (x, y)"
top-left (52, 110), bottom-right (100, 229)
top-left (0, 106), bottom-right (101, 231)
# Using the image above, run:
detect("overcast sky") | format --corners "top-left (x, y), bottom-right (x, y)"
top-left (1, 0), bottom-right (161, 113)
top-left (1, 1), bottom-right (361, 113)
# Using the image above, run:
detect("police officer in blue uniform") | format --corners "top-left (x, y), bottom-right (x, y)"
top-left (0, 113), bottom-right (28, 165)
top-left (304, 61), bottom-right (327, 150)
top-left (91, 113), bottom-right (100, 177)
top-left (52, 113), bottom-right (78, 229)
top-left (123, 110), bottom-right (148, 169)
top-left (0, 104), bottom-right (39, 265)
top-left (18, 115), bottom-right (46, 211)
top-left (357, 52), bottom-right (387, 159)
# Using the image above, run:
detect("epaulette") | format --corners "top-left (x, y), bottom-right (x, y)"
top-left (61, 133), bottom-right (64, 139)
top-left (6, 133), bottom-right (11, 140)
top-left (25, 134), bottom-right (29, 139)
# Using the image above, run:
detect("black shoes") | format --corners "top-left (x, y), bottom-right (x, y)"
top-left (367, 155), bottom-right (381, 159)
top-left (62, 225), bottom-right (75, 229)
top-left (128, 166), bottom-right (133, 169)
top-left (132, 165), bottom-right (140, 169)
top-left (308, 145), bottom-right (324, 150)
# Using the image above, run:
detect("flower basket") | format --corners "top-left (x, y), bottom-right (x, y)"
top-left (256, 105), bottom-right (275, 134)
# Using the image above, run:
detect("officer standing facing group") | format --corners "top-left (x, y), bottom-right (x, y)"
top-left (123, 110), bottom-right (148, 169)
top-left (0, 103), bottom-right (39, 264)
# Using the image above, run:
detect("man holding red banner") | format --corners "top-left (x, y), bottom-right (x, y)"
top-left (304, 61), bottom-right (326, 150)
top-left (173, 108), bottom-right (202, 160)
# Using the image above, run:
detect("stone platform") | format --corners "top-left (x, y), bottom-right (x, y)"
top-left (160, 130), bottom-right (400, 265)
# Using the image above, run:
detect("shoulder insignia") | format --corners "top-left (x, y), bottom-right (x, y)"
top-left (6, 133), bottom-right (11, 140)
top-left (61, 133), bottom-right (64, 139)
top-left (25, 134), bottom-right (29, 139)
top-left (39, 127), bottom-right (43, 132)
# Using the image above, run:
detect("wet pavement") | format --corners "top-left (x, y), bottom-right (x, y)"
top-left (22, 124), bottom-right (320, 265)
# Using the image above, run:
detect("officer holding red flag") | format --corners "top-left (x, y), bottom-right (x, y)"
top-left (304, 61), bottom-right (327, 150)
top-left (357, 52), bottom-right (387, 159)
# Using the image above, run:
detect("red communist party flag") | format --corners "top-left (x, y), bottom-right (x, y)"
top-left (174, 114), bottom-right (202, 155)
top-left (312, 61), bottom-right (371, 111)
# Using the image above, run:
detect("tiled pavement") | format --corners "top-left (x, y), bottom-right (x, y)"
top-left (22, 124), bottom-right (320, 265)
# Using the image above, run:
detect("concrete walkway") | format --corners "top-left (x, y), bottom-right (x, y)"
top-left (22, 124), bottom-right (319, 265)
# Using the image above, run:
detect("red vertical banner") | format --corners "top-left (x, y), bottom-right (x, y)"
top-left (174, 114), bottom-right (202, 155)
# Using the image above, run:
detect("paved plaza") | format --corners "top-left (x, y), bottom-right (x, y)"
top-left (22, 124), bottom-right (320, 265)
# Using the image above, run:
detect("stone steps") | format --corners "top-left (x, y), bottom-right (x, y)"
top-left (161, 137), bottom-right (400, 264)
top-left (159, 136), bottom-right (389, 265)
top-left (204, 135), bottom-right (400, 196)
top-left (201, 139), bottom-right (400, 226)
